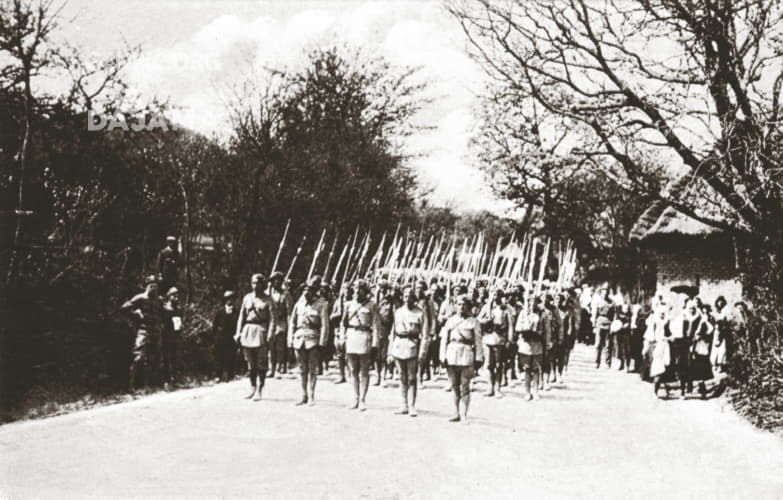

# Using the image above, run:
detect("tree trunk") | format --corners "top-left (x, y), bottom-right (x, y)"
top-left (5, 64), bottom-right (33, 287)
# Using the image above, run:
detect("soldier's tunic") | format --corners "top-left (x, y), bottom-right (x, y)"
top-left (236, 292), bottom-right (273, 375)
top-left (389, 305), bottom-right (428, 361)
top-left (515, 310), bottom-right (543, 370)
top-left (269, 289), bottom-right (292, 338)
top-left (123, 292), bottom-right (164, 366)
top-left (377, 294), bottom-right (397, 360)
top-left (289, 297), bottom-right (329, 350)
top-left (343, 299), bottom-right (381, 356)
top-left (478, 303), bottom-right (513, 371)
top-left (235, 293), bottom-right (273, 348)
top-left (439, 315), bottom-right (483, 368)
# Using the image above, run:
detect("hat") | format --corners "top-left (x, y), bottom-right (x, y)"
top-left (167, 286), bottom-right (179, 297)
top-left (166, 236), bottom-right (177, 243)
top-left (303, 276), bottom-right (321, 290)
top-left (223, 290), bottom-right (235, 299)
top-left (144, 274), bottom-right (158, 285)
top-left (251, 273), bottom-right (267, 282)
top-left (354, 279), bottom-right (371, 294)
top-left (269, 271), bottom-right (284, 282)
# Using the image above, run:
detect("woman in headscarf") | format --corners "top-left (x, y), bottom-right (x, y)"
top-left (644, 305), bottom-right (674, 398)
top-left (685, 299), bottom-right (714, 398)
top-left (710, 296), bottom-right (730, 372)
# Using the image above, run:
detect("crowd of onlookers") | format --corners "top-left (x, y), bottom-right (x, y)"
top-left (582, 286), bottom-right (749, 398)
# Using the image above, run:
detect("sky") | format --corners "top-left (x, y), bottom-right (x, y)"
top-left (58, 0), bottom-right (514, 214)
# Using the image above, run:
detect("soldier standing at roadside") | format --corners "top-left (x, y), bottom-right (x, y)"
top-left (120, 275), bottom-right (164, 393)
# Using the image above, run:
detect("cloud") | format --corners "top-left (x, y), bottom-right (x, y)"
top-left (119, 2), bottom-right (504, 213)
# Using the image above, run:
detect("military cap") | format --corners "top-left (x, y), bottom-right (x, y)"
top-left (303, 276), bottom-right (321, 290)
top-left (251, 273), bottom-right (267, 282)
top-left (166, 236), bottom-right (177, 243)
top-left (144, 274), bottom-right (159, 285)
top-left (269, 271), bottom-right (284, 282)
top-left (223, 290), bottom-right (236, 299)
top-left (354, 279), bottom-right (371, 294)
top-left (167, 286), bottom-right (179, 297)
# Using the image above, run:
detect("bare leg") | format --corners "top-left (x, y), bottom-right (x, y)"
top-left (359, 354), bottom-right (371, 409)
top-left (407, 359), bottom-right (418, 413)
top-left (395, 359), bottom-right (409, 413)
top-left (295, 348), bottom-right (308, 405)
top-left (348, 354), bottom-right (360, 408)
top-left (306, 348), bottom-right (319, 405)
top-left (460, 368), bottom-right (472, 420)
top-left (447, 366), bottom-right (461, 421)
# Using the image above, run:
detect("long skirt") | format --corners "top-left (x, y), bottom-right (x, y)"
top-left (690, 353), bottom-right (713, 381)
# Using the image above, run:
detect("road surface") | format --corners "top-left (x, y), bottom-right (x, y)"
top-left (1, 345), bottom-right (782, 499)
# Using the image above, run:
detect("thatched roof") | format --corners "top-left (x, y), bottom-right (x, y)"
top-left (630, 175), bottom-right (737, 242)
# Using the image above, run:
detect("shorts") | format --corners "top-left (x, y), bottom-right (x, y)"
top-left (518, 353), bottom-right (542, 372)
top-left (243, 346), bottom-right (269, 372)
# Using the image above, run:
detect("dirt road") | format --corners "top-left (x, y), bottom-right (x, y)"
top-left (1, 345), bottom-right (781, 499)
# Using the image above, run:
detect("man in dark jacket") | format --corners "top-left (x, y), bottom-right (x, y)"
top-left (213, 290), bottom-right (239, 382)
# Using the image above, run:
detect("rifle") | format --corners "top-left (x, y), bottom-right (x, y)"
top-left (307, 228), bottom-right (327, 280)
top-left (270, 218), bottom-right (290, 274)
top-left (285, 235), bottom-right (307, 281)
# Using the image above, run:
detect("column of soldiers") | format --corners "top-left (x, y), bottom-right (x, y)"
top-left (120, 236), bottom-right (601, 421)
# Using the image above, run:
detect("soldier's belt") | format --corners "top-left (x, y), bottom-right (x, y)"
top-left (396, 332), bottom-right (419, 339)
top-left (450, 338), bottom-right (473, 346)
top-left (347, 326), bottom-right (372, 332)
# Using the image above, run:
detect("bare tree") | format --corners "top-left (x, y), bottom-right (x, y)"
top-left (0, 0), bottom-right (61, 285)
top-left (449, 0), bottom-right (783, 238)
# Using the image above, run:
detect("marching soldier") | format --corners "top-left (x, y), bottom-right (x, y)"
top-left (593, 288), bottom-right (615, 368)
top-left (157, 236), bottom-right (180, 291)
top-left (288, 277), bottom-right (330, 406)
top-left (545, 294), bottom-right (563, 387)
top-left (268, 271), bottom-right (292, 377)
top-left (415, 280), bottom-right (437, 383)
top-left (332, 283), bottom-right (353, 384)
top-left (318, 279), bottom-right (335, 375)
top-left (514, 298), bottom-right (545, 401)
top-left (440, 294), bottom-right (484, 422)
top-left (235, 273), bottom-right (274, 401)
top-left (477, 288), bottom-right (514, 397)
top-left (341, 279), bottom-right (381, 411)
top-left (387, 284), bottom-right (428, 416)
top-left (120, 275), bottom-right (164, 393)
top-left (375, 280), bottom-right (397, 386)
top-left (212, 290), bottom-right (239, 382)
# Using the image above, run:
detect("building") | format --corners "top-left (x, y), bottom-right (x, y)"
top-left (630, 176), bottom-right (744, 305)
